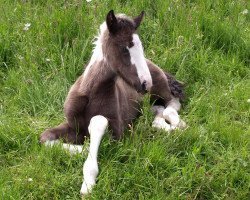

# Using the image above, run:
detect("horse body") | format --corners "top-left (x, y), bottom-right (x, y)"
top-left (40, 10), bottom-right (185, 195)
top-left (63, 53), bottom-right (143, 142)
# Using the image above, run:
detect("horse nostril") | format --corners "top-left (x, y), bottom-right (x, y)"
top-left (142, 81), bottom-right (147, 92)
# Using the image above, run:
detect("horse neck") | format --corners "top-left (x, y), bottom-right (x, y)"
top-left (81, 60), bottom-right (117, 94)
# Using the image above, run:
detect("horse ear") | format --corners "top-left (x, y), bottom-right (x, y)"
top-left (106, 10), bottom-right (118, 34)
top-left (133, 11), bottom-right (145, 29)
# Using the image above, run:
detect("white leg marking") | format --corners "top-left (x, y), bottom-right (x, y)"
top-left (80, 115), bottom-right (108, 195)
top-left (168, 98), bottom-right (181, 111)
top-left (62, 143), bottom-right (83, 155)
top-left (152, 116), bottom-right (171, 131)
top-left (163, 98), bottom-right (187, 130)
top-left (44, 140), bottom-right (60, 147)
top-left (44, 140), bottom-right (83, 155)
top-left (163, 107), bottom-right (180, 129)
top-left (151, 106), bottom-right (171, 131)
top-left (128, 34), bottom-right (153, 91)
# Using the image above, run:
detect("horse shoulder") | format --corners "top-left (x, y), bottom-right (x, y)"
top-left (64, 75), bottom-right (89, 119)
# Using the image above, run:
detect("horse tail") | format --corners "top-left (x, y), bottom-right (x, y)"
top-left (164, 71), bottom-right (185, 102)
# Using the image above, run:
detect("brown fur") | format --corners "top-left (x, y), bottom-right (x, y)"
top-left (40, 11), bottom-right (183, 144)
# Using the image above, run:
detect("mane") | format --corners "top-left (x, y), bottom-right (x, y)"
top-left (83, 22), bottom-right (107, 77)
top-left (116, 13), bottom-right (132, 21)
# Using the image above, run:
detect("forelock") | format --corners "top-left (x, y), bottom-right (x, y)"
top-left (116, 13), bottom-right (131, 20)
top-left (116, 14), bottom-right (135, 31)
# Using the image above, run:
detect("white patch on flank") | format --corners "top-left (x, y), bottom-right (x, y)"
top-left (81, 115), bottom-right (108, 195)
top-left (128, 34), bottom-right (153, 91)
top-left (83, 22), bottom-right (107, 78)
top-left (44, 140), bottom-right (83, 155)
top-left (151, 106), bottom-right (171, 131)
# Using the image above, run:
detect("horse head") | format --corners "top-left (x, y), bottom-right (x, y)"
top-left (102, 10), bottom-right (152, 93)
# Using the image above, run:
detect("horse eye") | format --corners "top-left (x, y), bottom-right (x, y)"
top-left (121, 46), bottom-right (129, 54)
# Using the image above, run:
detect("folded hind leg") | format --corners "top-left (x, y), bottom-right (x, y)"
top-left (40, 123), bottom-right (85, 154)
top-left (40, 122), bottom-right (85, 144)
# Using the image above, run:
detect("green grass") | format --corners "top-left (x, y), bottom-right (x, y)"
top-left (0, 0), bottom-right (250, 199)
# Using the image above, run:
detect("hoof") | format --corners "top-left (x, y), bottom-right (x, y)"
top-left (152, 117), bottom-right (171, 131)
top-left (171, 120), bottom-right (187, 130)
top-left (40, 130), bottom-right (57, 143)
top-left (80, 181), bottom-right (94, 196)
top-left (177, 120), bottom-right (187, 130)
top-left (163, 107), bottom-right (180, 127)
top-left (81, 192), bottom-right (91, 200)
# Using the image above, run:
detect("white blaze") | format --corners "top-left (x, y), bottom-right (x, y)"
top-left (128, 34), bottom-right (153, 91)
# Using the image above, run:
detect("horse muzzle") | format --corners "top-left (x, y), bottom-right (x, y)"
top-left (141, 76), bottom-right (153, 92)
top-left (137, 79), bottom-right (152, 94)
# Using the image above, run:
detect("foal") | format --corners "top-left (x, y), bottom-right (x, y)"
top-left (40, 10), bottom-right (185, 195)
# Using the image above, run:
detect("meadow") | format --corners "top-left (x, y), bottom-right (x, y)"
top-left (0, 0), bottom-right (249, 199)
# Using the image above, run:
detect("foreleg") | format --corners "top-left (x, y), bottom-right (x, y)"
top-left (80, 115), bottom-right (108, 195)
top-left (163, 98), bottom-right (186, 130)
top-left (151, 105), bottom-right (171, 131)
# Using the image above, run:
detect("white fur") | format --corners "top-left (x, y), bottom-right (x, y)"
top-left (62, 143), bottom-right (83, 154)
top-left (151, 105), bottom-right (165, 117)
top-left (44, 140), bottom-right (60, 147)
top-left (128, 34), bottom-right (153, 91)
top-left (152, 100), bottom-right (187, 131)
top-left (163, 106), bottom-right (180, 129)
top-left (83, 25), bottom-right (153, 93)
top-left (80, 115), bottom-right (108, 195)
top-left (168, 98), bottom-right (181, 111)
top-left (151, 106), bottom-right (171, 131)
top-left (44, 140), bottom-right (83, 155)
top-left (152, 116), bottom-right (171, 131)
top-left (162, 98), bottom-right (187, 129)
top-left (83, 22), bottom-right (106, 78)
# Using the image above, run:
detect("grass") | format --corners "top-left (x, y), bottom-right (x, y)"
top-left (0, 0), bottom-right (249, 199)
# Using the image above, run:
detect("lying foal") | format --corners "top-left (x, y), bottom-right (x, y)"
top-left (40, 10), bottom-right (185, 195)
